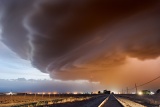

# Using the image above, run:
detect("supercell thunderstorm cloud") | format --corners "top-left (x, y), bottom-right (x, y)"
top-left (0, 0), bottom-right (160, 87)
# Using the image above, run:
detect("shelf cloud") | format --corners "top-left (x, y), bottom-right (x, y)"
top-left (0, 0), bottom-right (160, 84)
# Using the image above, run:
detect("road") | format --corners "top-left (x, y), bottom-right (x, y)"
top-left (102, 94), bottom-right (123, 107)
top-left (36, 95), bottom-right (109, 107)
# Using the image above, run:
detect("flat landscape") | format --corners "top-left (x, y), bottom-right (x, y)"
top-left (116, 94), bottom-right (160, 107)
top-left (0, 93), bottom-right (160, 107)
top-left (0, 0), bottom-right (160, 107)
top-left (0, 94), bottom-right (107, 107)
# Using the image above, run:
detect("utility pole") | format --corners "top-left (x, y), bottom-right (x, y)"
top-left (42, 93), bottom-right (45, 99)
top-left (10, 93), bottom-right (13, 104)
top-left (126, 87), bottom-right (128, 94)
top-left (135, 83), bottom-right (138, 94)
top-left (48, 93), bottom-right (50, 98)
top-left (24, 92), bottom-right (26, 98)
top-left (34, 93), bottom-right (36, 100)
top-left (90, 72), bottom-right (94, 93)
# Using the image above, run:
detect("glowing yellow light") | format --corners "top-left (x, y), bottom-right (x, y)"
top-left (53, 92), bottom-right (57, 94)
top-left (66, 92), bottom-right (70, 94)
top-left (138, 91), bottom-right (143, 95)
top-left (150, 92), bottom-right (154, 95)
top-left (79, 92), bottom-right (83, 94)
top-left (73, 92), bottom-right (78, 94)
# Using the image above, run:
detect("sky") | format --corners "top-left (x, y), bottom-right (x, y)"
top-left (0, 0), bottom-right (160, 93)
top-left (0, 42), bottom-right (50, 80)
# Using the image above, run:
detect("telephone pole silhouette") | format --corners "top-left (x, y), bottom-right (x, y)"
top-left (135, 83), bottom-right (138, 94)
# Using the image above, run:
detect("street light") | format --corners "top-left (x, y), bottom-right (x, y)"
top-left (42, 92), bottom-right (45, 99)
top-left (138, 91), bottom-right (143, 95)
top-left (73, 92), bottom-right (78, 94)
top-left (24, 92), bottom-right (26, 98)
top-left (34, 93), bottom-right (37, 100)
top-left (53, 92), bottom-right (57, 98)
top-left (48, 92), bottom-right (51, 98)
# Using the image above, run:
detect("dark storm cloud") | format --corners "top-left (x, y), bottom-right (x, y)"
top-left (0, 0), bottom-right (34, 58)
top-left (0, 0), bottom-right (160, 81)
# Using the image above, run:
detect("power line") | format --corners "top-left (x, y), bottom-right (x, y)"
top-left (125, 75), bottom-right (160, 91)
top-left (137, 75), bottom-right (160, 87)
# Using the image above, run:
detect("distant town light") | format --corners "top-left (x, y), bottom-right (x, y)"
top-left (150, 91), bottom-right (154, 95)
top-left (53, 92), bottom-right (57, 94)
top-left (118, 92), bottom-right (121, 94)
top-left (138, 91), bottom-right (143, 95)
top-left (79, 92), bottom-right (83, 94)
top-left (73, 92), bottom-right (78, 94)
top-left (131, 92), bottom-right (136, 94)
top-left (66, 92), bottom-right (70, 94)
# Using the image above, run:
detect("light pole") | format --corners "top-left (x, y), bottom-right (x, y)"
top-left (42, 92), bottom-right (45, 99)
top-left (48, 92), bottom-right (50, 98)
top-left (34, 93), bottom-right (36, 100)
top-left (24, 92), bottom-right (26, 98)
top-left (135, 83), bottom-right (138, 94)
top-left (10, 93), bottom-right (13, 104)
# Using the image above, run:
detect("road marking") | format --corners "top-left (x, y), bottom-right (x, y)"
top-left (98, 95), bottom-right (110, 107)
top-left (113, 95), bottom-right (125, 107)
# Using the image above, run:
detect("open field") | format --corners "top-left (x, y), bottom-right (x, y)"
top-left (0, 94), bottom-right (108, 107)
top-left (115, 94), bottom-right (160, 107)
top-left (0, 93), bottom-right (160, 107)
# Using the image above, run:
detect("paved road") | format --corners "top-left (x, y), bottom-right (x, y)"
top-left (103, 94), bottom-right (123, 107)
top-left (37, 95), bottom-right (109, 107)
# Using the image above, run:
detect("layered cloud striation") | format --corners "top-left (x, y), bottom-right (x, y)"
top-left (0, 0), bottom-right (160, 84)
